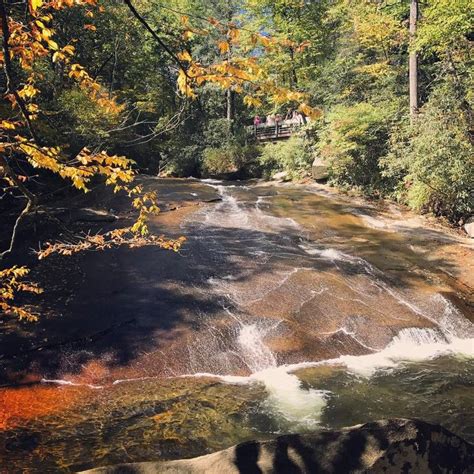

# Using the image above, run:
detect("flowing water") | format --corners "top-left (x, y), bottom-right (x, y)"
top-left (0, 179), bottom-right (473, 471)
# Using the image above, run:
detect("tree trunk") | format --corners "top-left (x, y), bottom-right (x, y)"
top-left (409, 0), bottom-right (419, 120)
top-left (226, 88), bottom-right (234, 122)
top-left (289, 47), bottom-right (298, 88)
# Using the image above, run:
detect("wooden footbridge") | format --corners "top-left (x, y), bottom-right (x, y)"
top-left (248, 122), bottom-right (303, 142)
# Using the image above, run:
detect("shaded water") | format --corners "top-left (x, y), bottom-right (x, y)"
top-left (0, 179), bottom-right (473, 471)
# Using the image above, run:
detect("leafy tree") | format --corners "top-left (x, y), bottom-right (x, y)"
top-left (0, 0), bottom-right (183, 319)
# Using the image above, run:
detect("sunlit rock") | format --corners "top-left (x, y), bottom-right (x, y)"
top-left (312, 156), bottom-right (328, 181)
top-left (272, 171), bottom-right (289, 182)
top-left (82, 419), bottom-right (473, 473)
top-left (464, 217), bottom-right (474, 238)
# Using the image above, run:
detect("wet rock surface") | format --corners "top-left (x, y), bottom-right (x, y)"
top-left (1, 179), bottom-right (473, 472)
top-left (81, 419), bottom-right (474, 473)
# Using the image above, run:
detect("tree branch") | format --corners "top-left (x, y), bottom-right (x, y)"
top-left (0, 0), bottom-right (42, 145)
top-left (123, 0), bottom-right (189, 76)
top-left (0, 154), bottom-right (37, 259)
top-left (0, 195), bottom-right (32, 259)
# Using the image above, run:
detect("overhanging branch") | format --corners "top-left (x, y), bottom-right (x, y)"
top-left (123, 0), bottom-right (189, 76)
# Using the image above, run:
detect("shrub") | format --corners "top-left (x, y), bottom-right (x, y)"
top-left (161, 144), bottom-right (201, 177)
top-left (382, 85), bottom-right (474, 223)
top-left (258, 135), bottom-right (313, 179)
top-left (317, 102), bottom-right (394, 194)
top-left (201, 144), bottom-right (260, 178)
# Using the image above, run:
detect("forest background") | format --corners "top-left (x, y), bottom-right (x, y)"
top-left (1, 0), bottom-right (472, 318)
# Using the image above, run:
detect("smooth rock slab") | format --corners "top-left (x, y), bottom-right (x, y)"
top-left (81, 418), bottom-right (474, 473)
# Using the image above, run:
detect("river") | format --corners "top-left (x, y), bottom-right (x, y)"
top-left (0, 178), bottom-right (473, 471)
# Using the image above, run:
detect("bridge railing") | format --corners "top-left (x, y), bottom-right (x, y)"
top-left (248, 121), bottom-right (303, 141)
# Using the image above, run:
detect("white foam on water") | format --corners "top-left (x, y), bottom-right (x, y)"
top-left (250, 367), bottom-right (328, 428)
top-left (203, 185), bottom-right (250, 229)
top-left (190, 321), bottom-right (328, 428)
top-left (41, 378), bottom-right (103, 389)
top-left (299, 243), bottom-right (371, 270)
top-left (193, 365), bottom-right (328, 429)
top-left (201, 178), bottom-right (224, 184)
top-left (190, 319), bottom-right (473, 429)
top-left (328, 328), bottom-right (474, 377)
top-left (196, 186), bottom-right (301, 234)
top-left (237, 324), bottom-right (277, 372)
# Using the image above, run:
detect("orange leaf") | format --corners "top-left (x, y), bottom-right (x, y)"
top-left (218, 41), bottom-right (230, 54)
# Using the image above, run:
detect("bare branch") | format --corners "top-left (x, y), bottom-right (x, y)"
top-left (0, 196), bottom-right (32, 259)
top-left (123, 0), bottom-right (189, 76)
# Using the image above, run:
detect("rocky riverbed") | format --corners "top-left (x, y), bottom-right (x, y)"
top-left (0, 178), bottom-right (473, 472)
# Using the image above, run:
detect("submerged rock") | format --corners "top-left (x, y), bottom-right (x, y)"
top-left (81, 418), bottom-right (473, 473)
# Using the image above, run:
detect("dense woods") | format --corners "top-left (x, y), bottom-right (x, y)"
top-left (1, 0), bottom-right (473, 319)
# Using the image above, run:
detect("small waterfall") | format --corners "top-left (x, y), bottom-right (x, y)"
top-left (204, 185), bottom-right (250, 229)
top-left (251, 367), bottom-right (327, 429)
top-left (219, 323), bottom-right (328, 429)
top-left (392, 327), bottom-right (447, 345)
top-left (332, 327), bottom-right (474, 377)
top-left (237, 324), bottom-right (277, 373)
top-left (299, 242), bottom-right (474, 339)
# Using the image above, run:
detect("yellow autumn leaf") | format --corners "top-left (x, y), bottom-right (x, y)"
top-left (177, 50), bottom-right (192, 62)
top-left (29, 0), bottom-right (43, 12)
top-left (298, 103), bottom-right (322, 120)
top-left (243, 95), bottom-right (262, 107)
top-left (228, 28), bottom-right (240, 42)
top-left (52, 51), bottom-right (64, 62)
top-left (177, 69), bottom-right (196, 98)
top-left (63, 45), bottom-right (75, 55)
top-left (47, 39), bottom-right (59, 51)
top-left (183, 30), bottom-right (194, 41)
top-left (0, 120), bottom-right (16, 130)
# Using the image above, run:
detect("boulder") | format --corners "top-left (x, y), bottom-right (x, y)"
top-left (81, 418), bottom-right (474, 473)
top-left (464, 216), bottom-right (474, 238)
top-left (312, 156), bottom-right (328, 181)
top-left (272, 171), bottom-right (289, 182)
